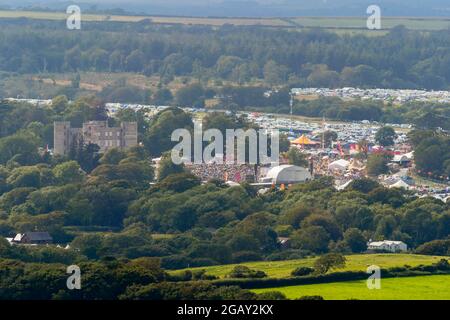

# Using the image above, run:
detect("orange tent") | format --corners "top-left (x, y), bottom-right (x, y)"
top-left (291, 135), bottom-right (319, 146)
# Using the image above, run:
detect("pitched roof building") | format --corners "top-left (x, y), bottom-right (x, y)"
top-left (12, 232), bottom-right (53, 245)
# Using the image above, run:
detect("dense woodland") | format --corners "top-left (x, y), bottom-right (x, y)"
top-left (1, 19), bottom-right (450, 129)
top-left (1, 18), bottom-right (450, 300)
top-left (1, 20), bottom-right (450, 89)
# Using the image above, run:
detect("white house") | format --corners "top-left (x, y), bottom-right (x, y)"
top-left (367, 240), bottom-right (407, 253)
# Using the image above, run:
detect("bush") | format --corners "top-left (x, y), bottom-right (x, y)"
top-left (291, 267), bottom-right (315, 277)
top-left (227, 266), bottom-right (267, 279)
top-left (192, 269), bottom-right (218, 281)
top-left (257, 291), bottom-right (287, 300)
top-left (416, 240), bottom-right (450, 256)
top-left (297, 295), bottom-right (324, 300)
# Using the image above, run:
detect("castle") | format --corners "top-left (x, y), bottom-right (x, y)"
top-left (54, 121), bottom-right (138, 155)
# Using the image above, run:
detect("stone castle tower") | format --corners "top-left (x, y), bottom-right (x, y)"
top-left (54, 121), bottom-right (138, 155)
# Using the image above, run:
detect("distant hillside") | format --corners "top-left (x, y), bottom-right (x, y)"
top-left (3, 0), bottom-right (450, 17)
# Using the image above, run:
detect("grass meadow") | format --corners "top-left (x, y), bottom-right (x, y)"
top-left (171, 254), bottom-right (446, 279)
top-left (253, 275), bottom-right (450, 300)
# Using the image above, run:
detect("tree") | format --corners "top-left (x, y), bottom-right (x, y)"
top-left (99, 148), bottom-right (127, 165)
top-left (286, 148), bottom-right (309, 167)
top-left (347, 178), bottom-right (380, 194)
top-left (175, 83), bottom-right (205, 107)
top-left (291, 226), bottom-right (331, 253)
top-left (366, 153), bottom-right (390, 176)
top-left (0, 133), bottom-right (40, 164)
top-left (152, 88), bottom-right (173, 105)
top-left (313, 253), bottom-right (346, 274)
top-left (52, 161), bottom-right (85, 185)
top-left (125, 49), bottom-right (145, 72)
top-left (6, 166), bottom-right (43, 188)
top-left (144, 107), bottom-right (193, 157)
top-left (323, 131), bottom-right (338, 148)
top-left (157, 153), bottom-right (185, 181)
top-left (375, 126), bottom-right (397, 147)
top-left (343, 228), bottom-right (367, 253)
top-left (51, 95), bottom-right (69, 114)
top-left (263, 60), bottom-right (288, 86)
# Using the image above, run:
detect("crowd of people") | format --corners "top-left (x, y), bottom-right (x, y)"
top-left (187, 163), bottom-right (260, 183)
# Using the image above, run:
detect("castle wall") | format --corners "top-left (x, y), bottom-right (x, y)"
top-left (53, 121), bottom-right (138, 155)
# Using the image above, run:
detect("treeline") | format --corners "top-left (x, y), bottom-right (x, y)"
top-left (0, 257), bottom-right (255, 300)
top-left (1, 20), bottom-right (450, 89)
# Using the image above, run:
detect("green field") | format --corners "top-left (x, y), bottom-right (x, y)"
top-left (253, 275), bottom-right (450, 300)
top-left (171, 254), bottom-right (445, 279)
top-left (1, 10), bottom-right (450, 33)
top-left (289, 16), bottom-right (450, 31)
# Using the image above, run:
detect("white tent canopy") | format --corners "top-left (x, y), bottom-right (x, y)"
top-left (390, 180), bottom-right (411, 190)
top-left (328, 159), bottom-right (350, 171)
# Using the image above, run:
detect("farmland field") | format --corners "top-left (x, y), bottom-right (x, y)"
top-left (253, 275), bottom-right (450, 300)
top-left (289, 16), bottom-right (450, 31)
top-left (0, 10), bottom-right (290, 27)
top-left (0, 10), bottom-right (450, 33)
top-left (171, 254), bottom-right (446, 279)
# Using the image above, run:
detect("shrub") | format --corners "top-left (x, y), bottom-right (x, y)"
top-left (257, 291), bottom-right (287, 300)
top-left (291, 267), bottom-right (315, 277)
top-left (297, 295), bottom-right (324, 300)
top-left (227, 266), bottom-right (267, 279)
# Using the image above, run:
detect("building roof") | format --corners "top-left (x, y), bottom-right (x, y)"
top-left (328, 159), bottom-right (350, 170)
top-left (26, 232), bottom-right (53, 241)
top-left (390, 180), bottom-right (411, 189)
top-left (14, 232), bottom-right (53, 242)
top-left (263, 165), bottom-right (312, 184)
top-left (368, 240), bottom-right (406, 246)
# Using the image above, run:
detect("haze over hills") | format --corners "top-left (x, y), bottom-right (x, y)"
top-left (2, 0), bottom-right (450, 17)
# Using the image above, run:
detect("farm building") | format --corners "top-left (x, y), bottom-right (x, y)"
top-left (367, 240), bottom-right (407, 253)
top-left (11, 232), bottom-right (53, 245)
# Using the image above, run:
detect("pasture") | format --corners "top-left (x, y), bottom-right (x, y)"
top-left (171, 254), bottom-right (445, 279)
top-left (253, 275), bottom-right (450, 300)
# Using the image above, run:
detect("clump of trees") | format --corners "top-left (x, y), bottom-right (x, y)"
top-left (410, 130), bottom-right (450, 180)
